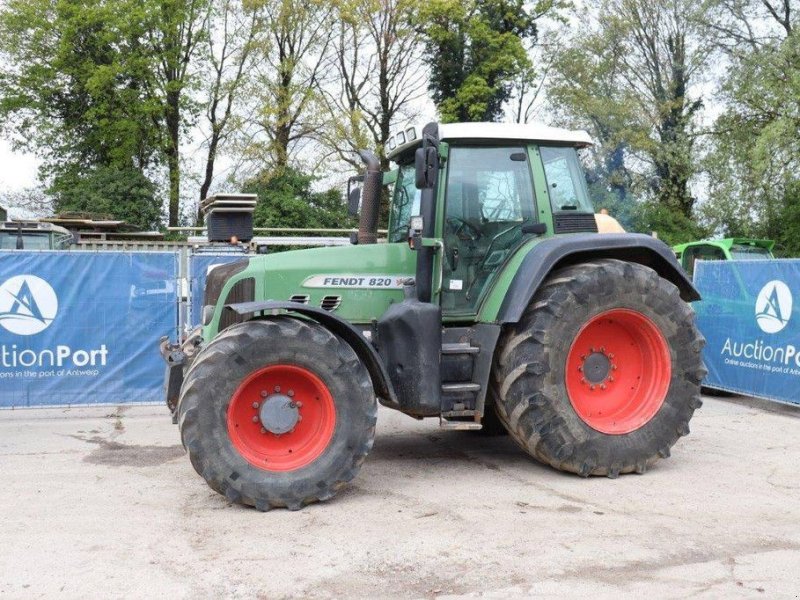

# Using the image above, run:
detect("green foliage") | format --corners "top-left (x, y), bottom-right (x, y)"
top-left (48, 166), bottom-right (161, 230)
top-left (420, 0), bottom-right (541, 122)
top-left (0, 0), bottom-right (161, 171)
top-left (701, 28), bottom-right (800, 253)
top-left (631, 201), bottom-right (708, 246)
top-left (244, 168), bottom-right (356, 230)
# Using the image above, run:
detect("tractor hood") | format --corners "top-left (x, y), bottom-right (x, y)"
top-left (203, 243), bottom-right (417, 337)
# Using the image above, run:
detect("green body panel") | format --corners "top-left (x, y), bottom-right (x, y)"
top-left (202, 242), bottom-right (416, 339)
top-left (476, 236), bottom-right (544, 323)
top-left (673, 238), bottom-right (775, 260)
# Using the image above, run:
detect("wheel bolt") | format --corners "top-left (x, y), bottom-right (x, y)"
top-left (252, 402), bottom-right (259, 409)
top-left (589, 385), bottom-right (595, 391)
top-left (611, 364), bottom-right (617, 371)
top-left (287, 390), bottom-right (294, 397)
top-left (252, 416), bottom-right (259, 423)
top-left (260, 427), bottom-right (266, 434)
top-left (600, 384), bottom-right (606, 390)
top-left (580, 378), bottom-right (586, 384)
top-left (600, 346), bottom-right (605, 353)
top-left (295, 401), bottom-right (302, 408)
top-left (577, 366), bottom-right (583, 372)
top-left (274, 386), bottom-right (281, 392)
top-left (609, 376), bottom-right (615, 382)
top-left (260, 390), bottom-right (268, 398)
top-left (608, 353), bottom-right (615, 359)
top-left (297, 415), bottom-right (302, 421)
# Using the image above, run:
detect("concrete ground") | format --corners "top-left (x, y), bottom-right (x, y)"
top-left (1, 396), bottom-right (799, 599)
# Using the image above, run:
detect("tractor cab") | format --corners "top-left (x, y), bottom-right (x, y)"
top-left (381, 122), bottom-right (598, 315)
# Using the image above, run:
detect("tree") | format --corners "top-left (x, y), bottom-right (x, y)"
top-left (320, 0), bottom-right (426, 173)
top-left (420, 0), bottom-right (552, 122)
top-left (139, 0), bottom-right (209, 226)
top-left (699, 0), bottom-right (798, 245)
top-left (0, 0), bottom-right (161, 187)
top-left (548, 0), bottom-right (711, 242)
top-left (243, 168), bottom-right (356, 230)
top-left (236, 0), bottom-right (333, 174)
top-left (48, 166), bottom-right (161, 230)
top-left (196, 0), bottom-right (264, 223)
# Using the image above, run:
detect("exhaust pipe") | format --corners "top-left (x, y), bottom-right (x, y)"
top-left (357, 150), bottom-right (382, 245)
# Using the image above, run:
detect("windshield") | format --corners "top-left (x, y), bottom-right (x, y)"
top-left (0, 232), bottom-right (52, 250)
top-left (540, 146), bottom-right (594, 213)
top-left (388, 163), bottom-right (421, 243)
top-left (730, 246), bottom-right (772, 260)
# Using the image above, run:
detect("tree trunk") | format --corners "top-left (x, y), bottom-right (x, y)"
top-left (166, 90), bottom-right (181, 227)
top-left (198, 132), bottom-right (219, 226)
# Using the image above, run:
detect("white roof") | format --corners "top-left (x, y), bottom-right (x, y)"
top-left (387, 121), bottom-right (593, 161)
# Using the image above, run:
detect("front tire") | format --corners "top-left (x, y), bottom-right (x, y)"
top-left (178, 318), bottom-right (377, 510)
top-left (491, 259), bottom-right (706, 477)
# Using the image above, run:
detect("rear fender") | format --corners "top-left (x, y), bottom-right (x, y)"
top-left (489, 233), bottom-right (699, 324)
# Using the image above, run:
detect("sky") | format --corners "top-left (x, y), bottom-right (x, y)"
top-left (0, 139), bottom-right (39, 191)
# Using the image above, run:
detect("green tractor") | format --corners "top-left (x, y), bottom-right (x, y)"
top-left (673, 238), bottom-right (776, 279)
top-left (162, 122), bottom-right (706, 510)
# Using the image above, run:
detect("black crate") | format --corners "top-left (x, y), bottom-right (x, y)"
top-left (207, 212), bottom-right (254, 242)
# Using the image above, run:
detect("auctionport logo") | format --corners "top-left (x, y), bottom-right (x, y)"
top-left (755, 280), bottom-right (792, 334)
top-left (0, 275), bottom-right (59, 336)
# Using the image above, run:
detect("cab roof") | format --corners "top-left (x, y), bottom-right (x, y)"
top-left (387, 122), bottom-right (594, 162)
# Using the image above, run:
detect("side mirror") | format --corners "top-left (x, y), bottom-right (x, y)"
top-left (347, 187), bottom-right (361, 216)
top-left (415, 147), bottom-right (439, 189)
top-left (521, 222), bottom-right (548, 235)
top-left (347, 175), bottom-right (364, 216)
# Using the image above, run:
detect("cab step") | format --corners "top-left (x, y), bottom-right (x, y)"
top-left (439, 418), bottom-right (482, 431)
top-left (441, 382), bottom-right (481, 393)
top-left (441, 343), bottom-right (480, 355)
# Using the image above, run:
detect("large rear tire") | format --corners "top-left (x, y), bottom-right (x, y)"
top-left (491, 259), bottom-right (706, 477)
top-left (178, 317), bottom-right (377, 510)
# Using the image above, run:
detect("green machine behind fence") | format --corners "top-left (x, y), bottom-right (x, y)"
top-left (161, 122), bottom-right (707, 511)
top-left (673, 238), bottom-right (776, 279)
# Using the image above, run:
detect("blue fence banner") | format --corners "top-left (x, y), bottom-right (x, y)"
top-left (189, 253), bottom-right (245, 327)
top-left (0, 251), bottom-right (178, 407)
top-left (694, 259), bottom-right (800, 405)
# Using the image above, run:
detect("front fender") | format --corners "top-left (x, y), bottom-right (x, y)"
top-left (225, 301), bottom-right (398, 407)
top-left (482, 233), bottom-right (699, 324)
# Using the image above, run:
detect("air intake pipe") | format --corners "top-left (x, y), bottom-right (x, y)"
top-left (357, 150), bottom-right (382, 245)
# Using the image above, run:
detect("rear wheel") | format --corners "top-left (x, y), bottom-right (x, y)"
top-left (491, 259), bottom-right (706, 477)
top-left (178, 317), bottom-right (376, 510)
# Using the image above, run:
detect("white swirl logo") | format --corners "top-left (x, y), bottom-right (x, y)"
top-left (0, 275), bottom-right (59, 336)
top-left (755, 280), bottom-right (792, 334)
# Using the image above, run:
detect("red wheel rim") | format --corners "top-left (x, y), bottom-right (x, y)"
top-left (227, 365), bottom-right (336, 471)
top-left (565, 309), bottom-right (671, 435)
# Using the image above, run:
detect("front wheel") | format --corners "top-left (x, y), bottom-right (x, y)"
top-left (178, 317), bottom-right (377, 510)
top-left (491, 259), bottom-right (706, 477)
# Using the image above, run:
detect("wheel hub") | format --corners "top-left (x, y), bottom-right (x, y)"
top-left (259, 394), bottom-right (299, 434)
top-left (582, 351), bottom-right (611, 384)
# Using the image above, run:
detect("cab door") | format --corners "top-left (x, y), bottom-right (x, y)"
top-left (439, 146), bottom-right (537, 317)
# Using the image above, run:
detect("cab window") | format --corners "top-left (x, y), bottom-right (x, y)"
top-left (684, 245), bottom-right (726, 277)
top-left (388, 163), bottom-right (421, 243)
top-left (540, 147), bottom-right (594, 213)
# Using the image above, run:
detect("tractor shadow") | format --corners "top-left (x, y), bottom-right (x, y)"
top-left (367, 425), bottom-right (555, 477)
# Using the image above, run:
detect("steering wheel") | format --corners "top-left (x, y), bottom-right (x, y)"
top-left (446, 217), bottom-right (481, 241)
